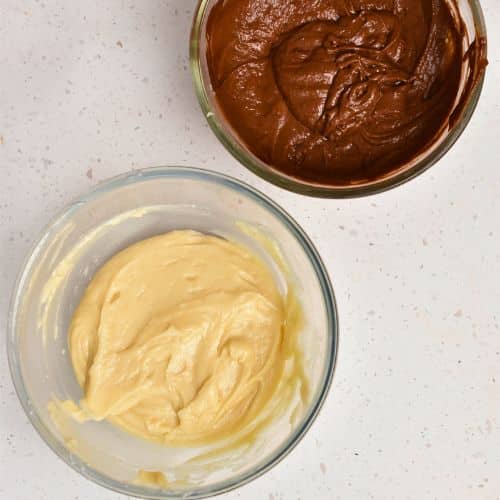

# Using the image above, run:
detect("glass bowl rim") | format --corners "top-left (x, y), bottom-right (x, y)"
top-left (189, 0), bottom-right (488, 198)
top-left (7, 166), bottom-right (339, 500)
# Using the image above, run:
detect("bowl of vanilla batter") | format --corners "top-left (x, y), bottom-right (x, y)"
top-left (191, 0), bottom-right (487, 197)
top-left (8, 167), bottom-right (337, 499)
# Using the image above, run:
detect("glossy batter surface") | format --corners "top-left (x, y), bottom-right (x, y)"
top-left (207, 0), bottom-right (464, 185)
top-left (68, 231), bottom-right (286, 445)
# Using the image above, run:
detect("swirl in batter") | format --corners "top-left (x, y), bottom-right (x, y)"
top-left (207, 0), bottom-right (467, 185)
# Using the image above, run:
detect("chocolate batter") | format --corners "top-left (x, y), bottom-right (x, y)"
top-left (206, 0), bottom-right (471, 186)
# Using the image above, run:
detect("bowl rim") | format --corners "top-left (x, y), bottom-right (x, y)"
top-left (7, 166), bottom-right (339, 500)
top-left (189, 0), bottom-right (488, 198)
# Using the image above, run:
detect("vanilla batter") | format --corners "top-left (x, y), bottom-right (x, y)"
top-left (68, 230), bottom-right (288, 445)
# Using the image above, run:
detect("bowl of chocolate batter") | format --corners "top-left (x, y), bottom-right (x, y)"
top-left (191, 0), bottom-right (487, 197)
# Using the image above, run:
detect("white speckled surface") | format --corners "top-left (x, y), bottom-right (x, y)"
top-left (1, 1), bottom-right (499, 499)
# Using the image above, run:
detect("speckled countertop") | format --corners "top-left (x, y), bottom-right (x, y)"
top-left (1, 2), bottom-right (499, 499)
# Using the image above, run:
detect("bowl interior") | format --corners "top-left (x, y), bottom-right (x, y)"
top-left (190, 0), bottom-right (487, 197)
top-left (8, 168), bottom-right (336, 499)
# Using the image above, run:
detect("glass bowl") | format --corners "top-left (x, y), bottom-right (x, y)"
top-left (7, 167), bottom-right (338, 499)
top-left (190, 0), bottom-right (488, 198)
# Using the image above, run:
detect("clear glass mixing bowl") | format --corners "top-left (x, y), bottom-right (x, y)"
top-left (7, 167), bottom-right (338, 499)
top-left (190, 0), bottom-right (487, 198)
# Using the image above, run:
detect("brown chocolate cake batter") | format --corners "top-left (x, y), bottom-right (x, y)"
top-left (206, 0), bottom-right (468, 186)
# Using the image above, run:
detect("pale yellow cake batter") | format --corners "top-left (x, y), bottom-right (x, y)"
top-left (68, 230), bottom-right (288, 445)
